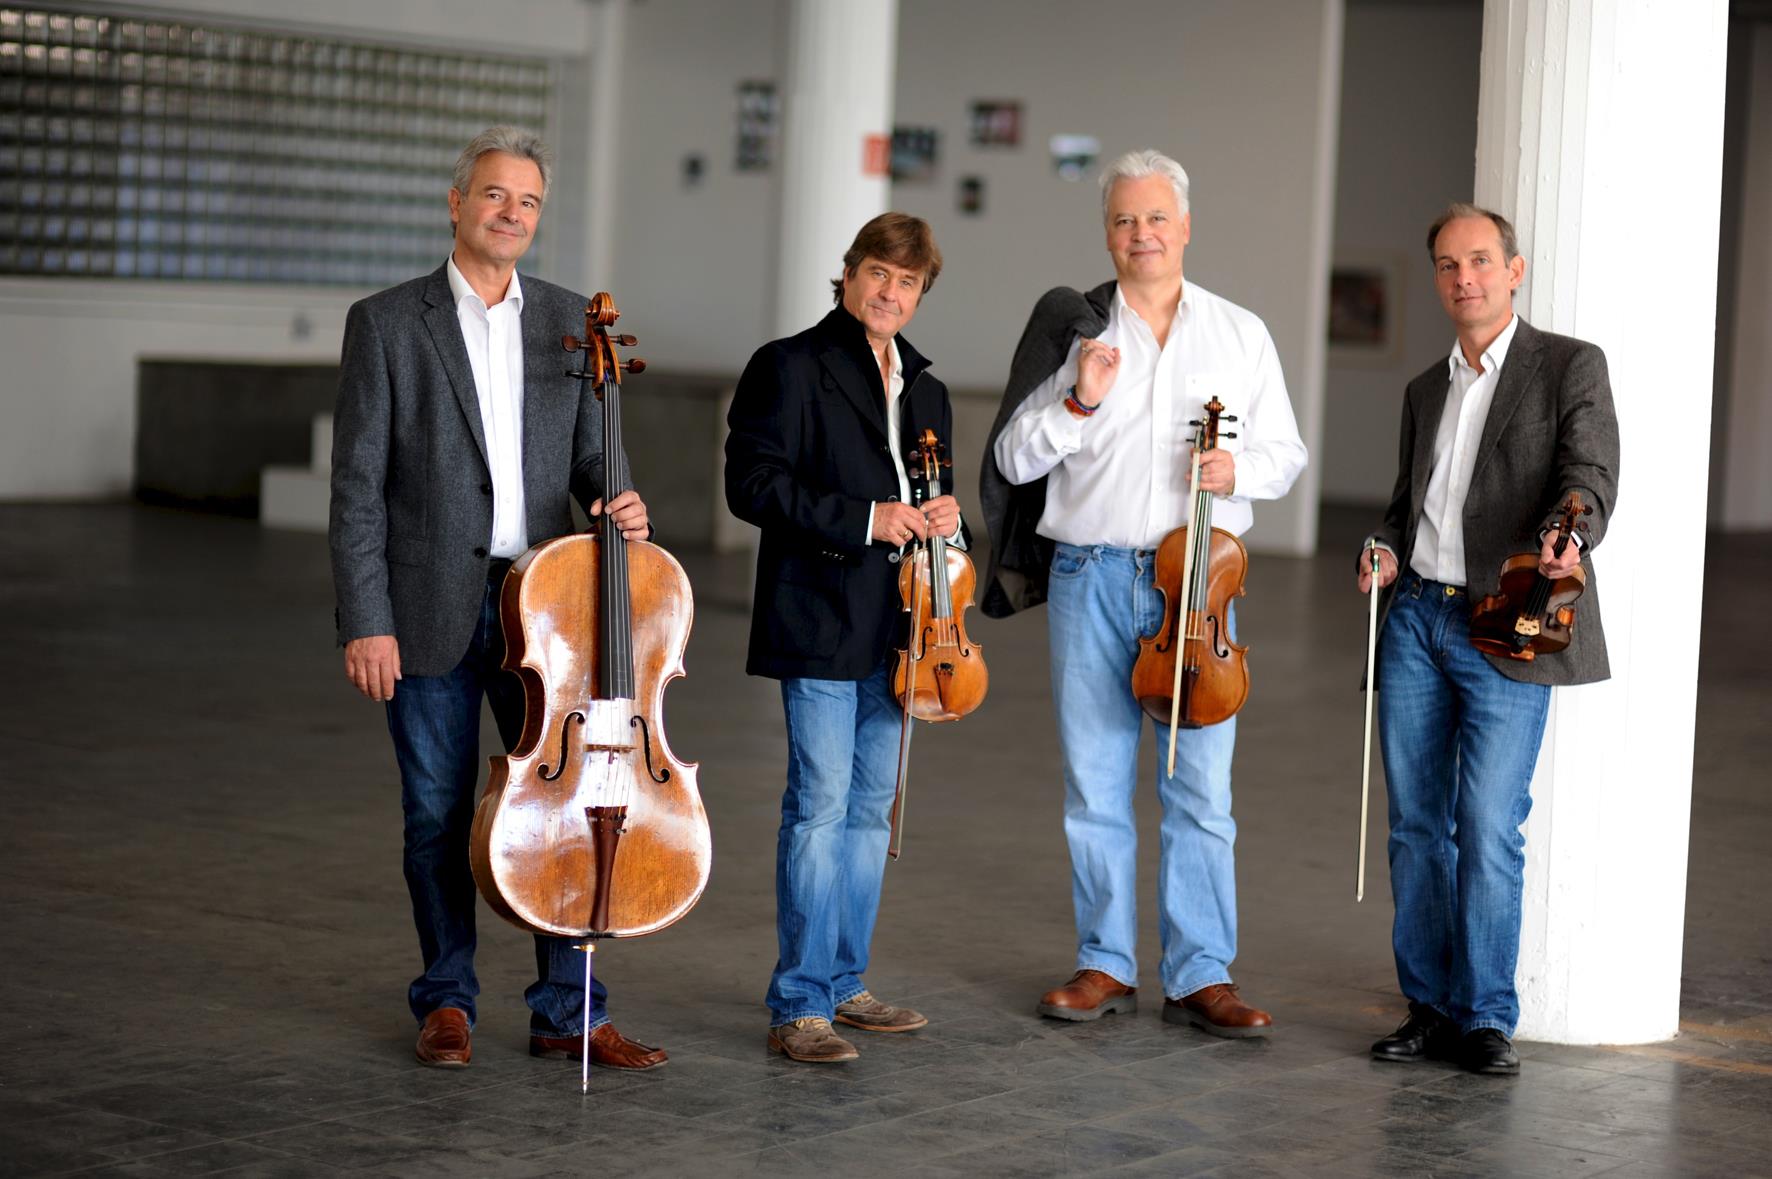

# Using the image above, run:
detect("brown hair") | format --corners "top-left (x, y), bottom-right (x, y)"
top-left (830, 212), bottom-right (943, 304)
top-left (1426, 202), bottom-right (1521, 262)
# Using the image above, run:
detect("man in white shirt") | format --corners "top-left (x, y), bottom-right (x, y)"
top-left (330, 127), bottom-right (663, 1071)
top-left (982, 150), bottom-right (1307, 1036)
top-left (1358, 204), bottom-right (1619, 1076)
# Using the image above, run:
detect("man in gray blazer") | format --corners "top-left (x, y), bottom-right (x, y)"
top-left (1359, 203), bottom-right (1620, 1076)
top-left (329, 126), bottom-right (664, 1071)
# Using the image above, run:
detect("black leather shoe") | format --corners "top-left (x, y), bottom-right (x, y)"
top-left (1455, 1028), bottom-right (1520, 1075)
top-left (1370, 1003), bottom-right (1455, 1062)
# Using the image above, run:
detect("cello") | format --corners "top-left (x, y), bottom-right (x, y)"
top-left (886, 428), bottom-right (987, 859)
top-left (1129, 395), bottom-right (1250, 775)
top-left (469, 293), bottom-right (711, 1087)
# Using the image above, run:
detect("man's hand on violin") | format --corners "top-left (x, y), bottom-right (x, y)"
top-left (1190, 448), bottom-right (1237, 495)
top-left (1538, 532), bottom-right (1583, 579)
top-left (345, 634), bottom-right (402, 702)
top-left (873, 501), bottom-right (928, 547)
top-left (589, 489), bottom-right (650, 541)
top-left (1356, 546), bottom-right (1398, 594)
top-left (1074, 338), bottom-right (1120, 407)
top-left (920, 494), bottom-right (962, 541)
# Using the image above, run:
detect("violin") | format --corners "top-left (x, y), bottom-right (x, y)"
top-left (1130, 395), bottom-right (1250, 774)
top-left (886, 428), bottom-right (987, 859)
top-left (1468, 492), bottom-right (1590, 662)
top-left (469, 293), bottom-right (711, 947)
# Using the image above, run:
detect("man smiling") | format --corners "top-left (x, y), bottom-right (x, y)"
top-left (726, 213), bottom-right (963, 1063)
top-left (982, 149), bottom-right (1306, 1037)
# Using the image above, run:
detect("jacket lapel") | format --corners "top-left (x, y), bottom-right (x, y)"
top-left (1412, 370), bottom-right (1450, 499)
top-left (421, 267), bottom-right (490, 471)
top-left (818, 324), bottom-right (890, 442)
top-left (1469, 319), bottom-right (1543, 488)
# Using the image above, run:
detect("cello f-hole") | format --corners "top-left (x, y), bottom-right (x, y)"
top-left (540, 711), bottom-right (587, 782)
top-left (630, 714), bottom-right (671, 784)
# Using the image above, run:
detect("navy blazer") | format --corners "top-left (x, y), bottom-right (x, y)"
top-left (725, 307), bottom-right (959, 681)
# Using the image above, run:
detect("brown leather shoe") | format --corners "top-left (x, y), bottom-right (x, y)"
top-left (834, 990), bottom-right (928, 1033)
top-left (1036, 970), bottom-right (1137, 1021)
top-left (415, 1007), bottom-right (471, 1067)
top-left (1164, 983), bottom-right (1273, 1038)
top-left (768, 1016), bottom-right (859, 1063)
top-left (529, 1022), bottom-right (668, 1070)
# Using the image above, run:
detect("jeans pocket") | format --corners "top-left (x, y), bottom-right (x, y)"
top-left (1050, 546), bottom-right (1089, 579)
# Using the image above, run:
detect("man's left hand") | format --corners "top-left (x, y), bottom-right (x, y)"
top-left (920, 494), bottom-right (962, 540)
top-left (1191, 449), bottom-right (1236, 496)
top-left (1538, 531), bottom-right (1582, 579)
top-left (589, 489), bottom-right (650, 540)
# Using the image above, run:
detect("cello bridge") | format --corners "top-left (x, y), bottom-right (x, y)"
top-left (1512, 617), bottom-right (1542, 637)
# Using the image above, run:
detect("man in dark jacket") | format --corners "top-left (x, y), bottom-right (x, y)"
top-left (1359, 203), bottom-right (1619, 1076)
top-left (725, 213), bottom-right (962, 1063)
top-left (329, 127), bottom-right (664, 1071)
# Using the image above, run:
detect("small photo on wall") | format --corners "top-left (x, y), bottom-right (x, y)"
top-left (958, 175), bottom-right (984, 216)
top-left (968, 100), bottom-right (1022, 148)
top-left (1049, 134), bottom-right (1099, 181)
top-left (735, 80), bottom-right (778, 172)
top-left (891, 127), bottom-right (940, 183)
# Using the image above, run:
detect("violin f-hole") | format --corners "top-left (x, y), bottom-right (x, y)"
top-left (540, 711), bottom-right (587, 781)
top-left (1209, 612), bottom-right (1231, 659)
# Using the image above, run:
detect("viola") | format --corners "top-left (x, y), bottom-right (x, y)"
top-left (1468, 492), bottom-right (1590, 662)
top-left (886, 428), bottom-right (987, 859)
top-left (469, 293), bottom-right (711, 944)
top-left (1129, 395), bottom-right (1250, 774)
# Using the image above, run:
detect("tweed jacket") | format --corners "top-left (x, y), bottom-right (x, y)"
top-left (1369, 317), bottom-right (1620, 686)
top-left (328, 265), bottom-right (622, 678)
top-left (725, 307), bottom-right (962, 681)
top-left (978, 280), bottom-right (1117, 618)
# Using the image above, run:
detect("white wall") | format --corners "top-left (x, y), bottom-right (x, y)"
top-left (1720, 20), bottom-right (1772, 529)
top-left (1322, 0), bottom-right (1484, 507)
top-left (0, 0), bottom-right (595, 500)
top-left (613, 0), bottom-right (1342, 554)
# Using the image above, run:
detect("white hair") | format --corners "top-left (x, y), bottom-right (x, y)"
top-left (1098, 149), bottom-right (1190, 223)
top-left (452, 126), bottom-right (553, 203)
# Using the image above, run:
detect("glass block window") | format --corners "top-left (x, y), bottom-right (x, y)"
top-left (0, 6), bottom-right (552, 285)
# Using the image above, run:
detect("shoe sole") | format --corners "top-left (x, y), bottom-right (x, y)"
top-left (833, 1013), bottom-right (928, 1033)
top-left (1163, 1004), bottom-right (1274, 1038)
top-left (528, 1044), bottom-right (668, 1069)
top-left (767, 1033), bottom-right (858, 1063)
top-left (1369, 1049), bottom-right (1434, 1063)
top-left (1036, 995), bottom-right (1137, 1021)
top-left (415, 1054), bottom-right (470, 1068)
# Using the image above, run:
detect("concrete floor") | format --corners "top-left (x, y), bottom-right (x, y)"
top-left (0, 503), bottom-right (1767, 1178)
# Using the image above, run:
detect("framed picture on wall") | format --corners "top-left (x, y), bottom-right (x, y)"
top-left (969, 100), bottom-right (1022, 147)
top-left (1328, 251), bottom-right (1405, 365)
top-left (890, 127), bottom-right (940, 183)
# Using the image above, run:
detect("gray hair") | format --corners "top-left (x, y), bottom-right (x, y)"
top-left (452, 126), bottom-right (554, 203)
top-left (1426, 202), bottom-right (1520, 262)
top-left (1099, 149), bottom-right (1190, 223)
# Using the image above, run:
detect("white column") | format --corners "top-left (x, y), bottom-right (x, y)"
top-left (1474, 0), bottom-right (1729, 1044)
top-left (582, 0), bottom-right (627, 294)
top-left (772, 0), bottom-right (897, 338)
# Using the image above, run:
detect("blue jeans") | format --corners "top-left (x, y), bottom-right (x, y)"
top-left (1378, 575), bottom-right (1551, 1036)
top-left (385, 568), bottom-right (606, 1037)
top-left (766, 662), bottom-right (901, 1024)
top-left (1047, 543), bottom-right (1240, 999)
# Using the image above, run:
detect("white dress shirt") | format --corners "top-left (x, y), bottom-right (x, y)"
top-left (446, 255), bottom-right (527, 559)
top-left (994, 282), bottom-right (1307, 549)
top-left (1409, 314), bottom-right (1520, 586)
top-left (864, 339), bottom-right (965, 548)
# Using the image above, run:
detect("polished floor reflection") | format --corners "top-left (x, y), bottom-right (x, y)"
top-left (0, 504), bottom-right (1767, 1178)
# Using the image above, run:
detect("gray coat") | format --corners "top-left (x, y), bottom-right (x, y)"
top-left (1368, 317), bottom-right (1620, 687)
top-left (328, 265), bottom-right (621, 678)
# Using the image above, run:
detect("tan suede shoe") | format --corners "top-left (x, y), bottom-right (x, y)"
top-left (768, 1016), bottom-right (859, 1063)
top-left (834, 990), bottom-right (928, 1032)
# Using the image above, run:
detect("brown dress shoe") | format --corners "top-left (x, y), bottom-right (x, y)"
top-left (529, 1022), bottom-right (668, 1070)
top-left (1036, 970), bottom-right (1137, 1021)
top-left (769, 1016), bottom-right (860, 1062)
top-left (834, 990), bottom-right (928, 1033)
top-left (1164, 983), bottom-right (1273, 1038)
top-left (415, 1007), bottom-right (471, 1068)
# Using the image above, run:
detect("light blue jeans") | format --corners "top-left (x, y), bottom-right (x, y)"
top-left (1378, 575), bottom-right (1551, 1036)
top-left (1047, 543), bottom-right (1240, 999)
top-left (765, 662), bottom-right (900, 1024)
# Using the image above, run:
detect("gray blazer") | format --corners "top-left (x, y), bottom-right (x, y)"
top-left (328, 265), bottom-right (621, 678)
top-left (1368, 318), bottom-right (1620, 687)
